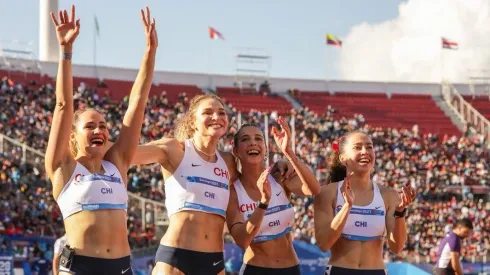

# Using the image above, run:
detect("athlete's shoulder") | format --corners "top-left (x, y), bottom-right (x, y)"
top-left (318, 182), bottom-right (338, 198)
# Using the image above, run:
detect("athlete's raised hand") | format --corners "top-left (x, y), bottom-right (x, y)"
top-left (340, 172), bottom-right (355, 206)
top-left (50, 5), bottom-right (80, 47)
top-left (272, 116), bottom-right (294, 157)
top-left (396, 183), bottom-right (416, 210)
top-left (257, 169), bottom-right (272, 204)
top-left (140, 7), bottom-right (158, 49)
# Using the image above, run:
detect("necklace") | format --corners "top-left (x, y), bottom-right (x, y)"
top-left (191, 139), bottom-right (216, 157)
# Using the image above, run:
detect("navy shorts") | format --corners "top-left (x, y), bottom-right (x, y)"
top-left (59, 254), bottom-right (132, 275)
top-left (155, 244), bottom-right (224, 275)
top-left (239, 264), bottom-right (301, 275)
top-left (325, 265), bottom-right (388, 275)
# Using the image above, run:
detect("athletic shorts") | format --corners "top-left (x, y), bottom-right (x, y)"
top-left (59, 254), bottom-right (132, 275)
top-left (433, 267), bottom-right (456, 275)
top-left (239, 264), bottom-right (301, 275)
top-left (325, 265), bottom-right (388, 275)
top-left (155, 244), bottom-right (224, 275)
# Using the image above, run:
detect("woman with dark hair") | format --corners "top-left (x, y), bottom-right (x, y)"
top-left (314, 130), bottom-right (416, 275)
top-left (225, 117), bottom-right (321, 275)
top-left (45, 5), bottom-right (157, 274)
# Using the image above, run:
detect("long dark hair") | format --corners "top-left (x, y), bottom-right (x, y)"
top-left (327, 130), bottom-right (364, 183)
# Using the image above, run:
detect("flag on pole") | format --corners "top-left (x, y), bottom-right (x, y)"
top-left (209, 27), bottom-right (224, 40)
top-left (442, 37), bottom-right (458, 50)
top-left (326, 33), bottom-right (342, 47)
top-left (94, 15), bottom-right (100, 37)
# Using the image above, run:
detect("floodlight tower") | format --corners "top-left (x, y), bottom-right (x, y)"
top-left (233, 47), bottom-right (271, 91)
top-left (39, 0), bottom-right (59, 62)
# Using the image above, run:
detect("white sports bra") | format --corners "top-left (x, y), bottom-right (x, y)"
top-left (56, 161), bottom-right (128, 219)
top-left (163, 139), bottom-right (230, 218)
top-left (335, 181), bottom-right (386, 241)
top-left (234, 175), bottom-right (294, 243)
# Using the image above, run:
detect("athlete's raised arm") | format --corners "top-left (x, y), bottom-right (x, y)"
top-left (314, 173), bottom-right (354, 252)
top-left (106, 7), bottom-right (157, 171)
top-left (45, 5), bottom-right (80, 179)
top-left (271, 116), bottom-right (320, 196)
top-left (226, 169), bottom-right (271, 250)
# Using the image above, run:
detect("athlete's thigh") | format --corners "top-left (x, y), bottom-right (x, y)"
top-left (152, 262), bottom-right (185, 275)
top-left (218, 269), bottom-right (225, 275)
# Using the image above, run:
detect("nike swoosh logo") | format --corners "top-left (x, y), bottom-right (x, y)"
top-left (375, 206), bottom-right (382, 209)
top-left (121, 267), bottom-right (131, 274)
top-left (276, 191), bottom-right (282, 196)
top-left (213, 260), bottom-right (222, 266)
top-left (191, 163), bottom-right (201, 167)
top-left (110, 173), bottom-right (115, 177)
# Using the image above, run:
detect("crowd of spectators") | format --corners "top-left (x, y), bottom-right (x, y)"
top-left (0, 74), bottom-right (489, 265)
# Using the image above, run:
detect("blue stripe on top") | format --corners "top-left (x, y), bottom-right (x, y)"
top-left (182, 202), bottom-right (226, 216)
top-left (186, 176), bottom-right (229, 190)
top-left (349, 207), bottom-right (385, 216)
top-left (79, 174), bottom-right (123, 184)
top-left (253, 226), bottom-right (293, 243)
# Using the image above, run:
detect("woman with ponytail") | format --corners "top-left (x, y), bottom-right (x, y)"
top-left (314, 131), bottom-right (416, 275)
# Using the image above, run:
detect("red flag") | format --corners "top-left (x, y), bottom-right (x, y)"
top-left (209, 26), bottom-right (225, 40)
top-left (442, 37), bottom-right (458, 50)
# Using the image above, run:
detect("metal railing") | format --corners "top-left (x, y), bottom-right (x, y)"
top-left (441, 81), bottom-right (490, 143)
top-left (0, 133), bottom-right (169, 228)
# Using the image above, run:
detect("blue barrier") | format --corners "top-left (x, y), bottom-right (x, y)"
top-left (0, 252), bottom-right (15, 275)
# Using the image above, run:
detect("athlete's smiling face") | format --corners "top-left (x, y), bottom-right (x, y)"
top-left (340, 132), bottom-right (375, 174)
top-left (194, 98), bottom-right (228, 138)
top-left (71, 109), bottom-right (110, 158)
top-left (233, 125), bottom-right (266, 166)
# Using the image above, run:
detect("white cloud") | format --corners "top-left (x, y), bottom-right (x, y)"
top-left (339, 0), bottom-right (490, 83)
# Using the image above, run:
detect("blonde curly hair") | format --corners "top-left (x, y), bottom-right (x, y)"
top-left (173, 94), bottom-right (227, 141)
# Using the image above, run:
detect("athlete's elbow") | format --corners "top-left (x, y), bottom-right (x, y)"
top-left (236, 239), bottom-right (251, 251)
top-left (389, 243), bottom-right (404, 254)
top-left (317, 241), bottom-right (331, 252)
top-left (315, 236), bottom-right (332, 252)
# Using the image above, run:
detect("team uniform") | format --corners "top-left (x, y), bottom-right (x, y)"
top-left (56, 161), bottom-right (131, 275)
top-left (325, 181), bottom-right (388, 275)
top-left (433, 232), bottom-right (462, 275)
top-left (155, 139), bottom-right (230, 275)
top-left (234, 175), bottom-right (299, 275)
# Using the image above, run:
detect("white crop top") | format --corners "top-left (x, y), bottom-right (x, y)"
top-left (57, 161), bottom-right (128, 220)
top-left (335, 181), bottom-right (386, 241)
top-left (164, 139), bottom-right (230, 217)
top-left (234, 175), bottom-right (294, 243)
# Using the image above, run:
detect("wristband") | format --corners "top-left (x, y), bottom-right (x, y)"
top-left (394, 208), bottom-right (407, 218)
top-left (258, 202), bottom-right (268, 210)
top-left (62, 52), bottom-right (72, 60)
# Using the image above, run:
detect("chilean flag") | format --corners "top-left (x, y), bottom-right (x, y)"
top-left (209, 27), bottom-right (225, 40)
top-left (442, 37), bottom-right (458, 50)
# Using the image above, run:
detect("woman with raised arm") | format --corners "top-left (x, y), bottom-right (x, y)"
top-left (225, 117), bottom-right (321, 275)
top-left (313, 131), bottom-right (416, 275)
top-left (129, 95), bottom-right (294, 275)
top-left (44, 5), bottom-right (157, 275)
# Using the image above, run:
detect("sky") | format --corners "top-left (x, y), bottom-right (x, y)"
top-left (1, 0), bottom-right (490, 83)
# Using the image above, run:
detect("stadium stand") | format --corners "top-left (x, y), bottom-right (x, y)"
top-left (0, 70), bottom-right (489, 274)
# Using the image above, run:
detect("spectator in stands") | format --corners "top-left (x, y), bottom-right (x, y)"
top-left (226, 118), bottom-right (320, 275)
top-left (32, 251), bottom-right (52, 275)
top-left (314, 131), bottom-right (416, 275)
top-left (44, 6), bottom-right (157, 275)
top-left (433, 218), bottom-right (473, 275)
